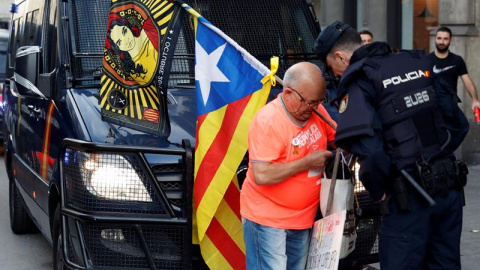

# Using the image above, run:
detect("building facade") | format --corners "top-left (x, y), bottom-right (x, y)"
top-left (312, 0), bottom-right (480, 164)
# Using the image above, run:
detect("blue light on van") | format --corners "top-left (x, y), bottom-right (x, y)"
top-left (64, 149), bottom-right (70, 165)
top-left (9, 4), bottom-right (17, 14)
top-left (64, 149), bottom-right (77, 165)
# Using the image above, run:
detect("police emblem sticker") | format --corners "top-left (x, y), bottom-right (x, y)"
top-left (107, 89), bottom-right (128, 110)
top-left (339, 94), bottom-right (349, 113)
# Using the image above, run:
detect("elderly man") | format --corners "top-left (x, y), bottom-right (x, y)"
top-left (240, 62), bottom-right (335, 270)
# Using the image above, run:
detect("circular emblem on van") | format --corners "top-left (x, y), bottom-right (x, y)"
top-left (107, 89), bottom-right (128, 110)
top-left (339, 94), bottom-right (349, 113)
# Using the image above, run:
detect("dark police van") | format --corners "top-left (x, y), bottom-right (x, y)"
top-left (4, 0), bottom-right (380, 269)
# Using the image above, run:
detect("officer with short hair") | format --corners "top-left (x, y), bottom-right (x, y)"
top-left (314, 21), bottom-right (469, 269)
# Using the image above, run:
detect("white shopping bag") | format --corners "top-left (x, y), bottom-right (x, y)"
top-left (319, 153), bottom-right (357, 259)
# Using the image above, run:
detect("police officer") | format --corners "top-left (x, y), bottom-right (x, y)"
top-left (314, 21), bottom-right (469, 270)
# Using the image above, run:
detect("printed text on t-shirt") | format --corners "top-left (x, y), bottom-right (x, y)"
top-left (294, 123), bottom-right (322, 149)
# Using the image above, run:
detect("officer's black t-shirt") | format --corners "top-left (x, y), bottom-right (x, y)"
top-left (426, 52), bottom-right (468, 93)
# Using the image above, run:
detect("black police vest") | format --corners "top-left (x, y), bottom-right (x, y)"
top-left (362, 50), bottom-right (449, 170)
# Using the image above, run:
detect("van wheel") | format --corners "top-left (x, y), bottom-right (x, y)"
top-left (53, 205), bottom-right (67, 270)
top-left (9, 179), bottom-right (38, 234)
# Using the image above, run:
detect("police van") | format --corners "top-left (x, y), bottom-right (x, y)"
top-left (4, 0), bottom-right (379, 269)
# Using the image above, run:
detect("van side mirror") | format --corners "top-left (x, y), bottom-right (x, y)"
top-left (15, 46), bottom-right (40, 86)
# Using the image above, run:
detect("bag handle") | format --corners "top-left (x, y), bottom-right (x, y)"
top-left (325, 148), bottom-right (343, 216)
top-left (311, 108), bottom-right (343, 216)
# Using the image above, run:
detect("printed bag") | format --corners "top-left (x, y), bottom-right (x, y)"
top-left (319, 153), bottom-right (357, 259)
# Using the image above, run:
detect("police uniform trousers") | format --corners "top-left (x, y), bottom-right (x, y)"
top-left (379, 187), bottom-right (463, 270)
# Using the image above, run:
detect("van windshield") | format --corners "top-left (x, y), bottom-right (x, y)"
top-left (70, 0), bottom-right (320, 87)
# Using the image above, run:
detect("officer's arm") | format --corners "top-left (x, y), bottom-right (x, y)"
top-left (251, 150), bottom-right (333, 185)
top-left (460, 74), bottom-right (480, 110)
top-left (335, 80), bottom-right (390, 202)
top-left (349, 136), bottom-right (391, 202)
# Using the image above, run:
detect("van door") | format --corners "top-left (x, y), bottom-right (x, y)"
top-left (8, 2), bottom-right (41, 190)
top-left (9, 0), bottom-right (52, 232)
top-left (32, 0), bottom-right (63, 230)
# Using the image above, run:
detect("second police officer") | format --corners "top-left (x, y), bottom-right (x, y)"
top-left (314, 21), bottom-right (469, 270)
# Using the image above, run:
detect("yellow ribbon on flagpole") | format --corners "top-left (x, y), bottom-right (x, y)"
top-left (261, 56), bottom-right (279, 86)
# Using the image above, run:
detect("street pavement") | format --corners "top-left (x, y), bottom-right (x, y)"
top-left (0, 156), bottom-right (53, 269)
top-left (460, 164), bottom-right (480, 270)
top-left (368, 164), bottom-right (480, 270)
top-left (0, 155), bottom-right (477, 269)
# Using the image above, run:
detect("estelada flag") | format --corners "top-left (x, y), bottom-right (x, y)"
top-left (100, 0), bottom-right (183, 136)
top-left (176, 1), bottom-right (278, 269)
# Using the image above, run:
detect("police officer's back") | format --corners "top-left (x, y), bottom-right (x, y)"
top-left (314, 21), bottom-right (469, 270)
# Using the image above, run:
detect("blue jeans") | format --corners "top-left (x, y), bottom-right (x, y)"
top-left (242, 217), bottom-right (311, 270)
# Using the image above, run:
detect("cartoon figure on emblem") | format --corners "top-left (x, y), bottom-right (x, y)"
top-left (105, 9), bottom-right (159, 86)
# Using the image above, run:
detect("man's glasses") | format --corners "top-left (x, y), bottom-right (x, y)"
top-left (289, 88), bottom-right (325, 108)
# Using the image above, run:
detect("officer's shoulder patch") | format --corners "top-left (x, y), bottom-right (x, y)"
top-left (339, 94), bottom-right (349, 113)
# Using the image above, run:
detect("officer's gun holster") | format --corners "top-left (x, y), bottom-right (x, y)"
top-left (392, 175), bottom-right (410, 212)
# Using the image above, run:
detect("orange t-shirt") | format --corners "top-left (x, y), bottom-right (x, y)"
top-left (240, 97), bottom-right (336, 229)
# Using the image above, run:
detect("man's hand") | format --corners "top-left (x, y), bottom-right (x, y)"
top-left (377, 193), bottom-right (387, 203)
top-left (304, 150), bottom-right (333, 170)
top-left (252, 150), bottom-right (333, 185)
top-left (471, 100), bottom-right (480, 111)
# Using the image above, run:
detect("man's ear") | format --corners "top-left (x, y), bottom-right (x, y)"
top-left (283, 88), bottom-right (292, 100)
top-left (334, 51), bottom-right (344, 61)
top-left (334, 51), bottom-right (349, 65)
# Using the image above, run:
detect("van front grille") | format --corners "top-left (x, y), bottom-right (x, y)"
top-left (81, 223), bottom-right (186, 269)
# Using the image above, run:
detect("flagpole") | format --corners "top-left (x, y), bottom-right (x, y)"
top-left (171, 0), bottom-right (340, 214)
top-left (168, 0), bottom-right (202, 19)
top-left (169, 0), bottom-right (338, 132)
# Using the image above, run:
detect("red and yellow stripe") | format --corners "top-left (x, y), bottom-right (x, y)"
top-left (194, 83), bottom-right (269, 236)
top-left (194, 83), bottom-right (270, 269)
top-left (40, 102), bottom-right (56, 181)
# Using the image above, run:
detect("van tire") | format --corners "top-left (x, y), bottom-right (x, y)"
top-left (9, 179), bottom-right (38, 234)
top-left (53, 204), bottom-right (67, 270)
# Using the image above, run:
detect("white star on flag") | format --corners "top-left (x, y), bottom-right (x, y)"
top-left (195, 41), bottom-right (230, 105)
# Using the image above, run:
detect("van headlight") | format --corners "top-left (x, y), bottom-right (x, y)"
top-left (83, 153), bottom-right (153, 202)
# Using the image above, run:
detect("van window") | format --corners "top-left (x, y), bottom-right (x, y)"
top-left (70, 1), bottom-right (111, 85)
top-left (168, 0), bottom-right (320, 88)
top-left (17, 19), bottom-right (22, 50)
top-left (43, 0), bottom-right (58, 73)
top-left (8, 19), bottom-right (18, 68)
top-left (67, 0), bottom-right (319, 87)
top-left (24, 12), bottom-right (31, 45)
top-left (25, 9), bottom-right (41, 46)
